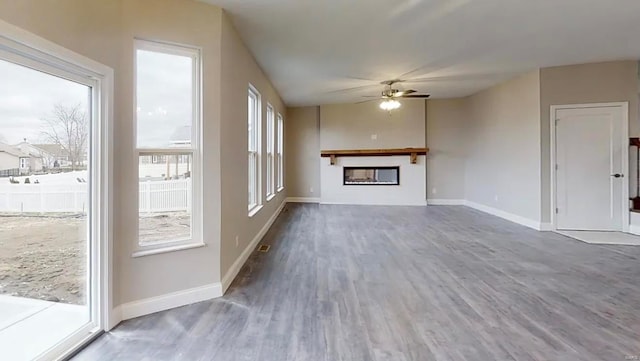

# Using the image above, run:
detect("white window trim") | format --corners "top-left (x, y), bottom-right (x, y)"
top-left (277, 113), bottom-right (284, 192)
top-left (266, 103), bottom-right (275, 201)
top-left (0, 18), bottom-right (114, 357)
top-left (248, 84), bottom-right (262, 215)
top-left (133, 39), bottom-right (203, 252)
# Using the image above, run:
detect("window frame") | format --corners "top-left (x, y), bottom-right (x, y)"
top-left (133, 39), bottom-right (203, 254)
top-left (248, 85), bottom-right (262, 216)
top-left (266, 103), bottom-right (275, 201)
top-left (276, 112), bottom-right (284, 192)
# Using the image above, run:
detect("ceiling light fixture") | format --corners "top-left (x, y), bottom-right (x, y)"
top-left (380, 99), bottom-right (401, 111)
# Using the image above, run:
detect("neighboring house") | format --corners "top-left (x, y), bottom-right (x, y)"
top-left (169, 125), bottom-right (191, 148)
top-left (14, 140), bottom-right (56, 172)
top-left (139, 126), bottom-right (192, 179)
top-left (0, 142), bottom-right (30, 175)
top-left (31, 143), bottom-right (72, 168)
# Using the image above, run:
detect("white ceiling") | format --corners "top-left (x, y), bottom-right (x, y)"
top-left (202, 0), bottom-right (640, 106)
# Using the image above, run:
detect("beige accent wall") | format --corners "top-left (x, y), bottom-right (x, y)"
top-left (465, 71), bottom-right (542, 221)
top-left (426, 99), bottom-right (467, 200)
top-left (319, 101), bottom-right (425, 150)
top-left (118, 0), bottom-right (224, 305)
top-left (0, 0), bottom-right (286, 307)
top-left (539, 61), bottom-right (639, 223)
top-left (219, 12), bottom-right (287, 277)
top-left (286, 106), bottom-right (320, 198)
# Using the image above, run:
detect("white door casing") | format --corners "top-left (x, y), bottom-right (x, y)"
top-left (551, 103), bottom-right (629, 231)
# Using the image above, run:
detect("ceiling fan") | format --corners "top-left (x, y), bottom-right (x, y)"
top-left (362, 80), bottom-right (430, 110)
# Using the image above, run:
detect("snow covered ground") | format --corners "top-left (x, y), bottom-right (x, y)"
top-left (4, 171), bottom-right (88, 185)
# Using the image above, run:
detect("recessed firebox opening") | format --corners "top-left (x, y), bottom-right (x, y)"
top-left (343, 166), bottom-right (400, 185)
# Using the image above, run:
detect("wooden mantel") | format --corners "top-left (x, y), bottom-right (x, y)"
top-left (321, 147), bottom-right (429, 165)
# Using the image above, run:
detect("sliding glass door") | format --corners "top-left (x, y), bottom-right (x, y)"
top-left (0, 48), bottom-right (102, 360)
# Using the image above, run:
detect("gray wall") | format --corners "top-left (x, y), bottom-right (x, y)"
top-left (319, 101), bottom-right (425, 150)
top-left (426, 99), bottom-right (467, 200)
top-left (286, 106), bottom-right (320, 198)
top-left (464, 71), bottom-right (541, 221)
top-left (220, 12), bottom-right (288, 278)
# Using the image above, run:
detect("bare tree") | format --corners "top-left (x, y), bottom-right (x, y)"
top-left (41, 104), bottom-right (88, 170)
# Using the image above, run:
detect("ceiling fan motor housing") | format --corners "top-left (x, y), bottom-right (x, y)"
top-left (382, 88), bottom-right (399, 98)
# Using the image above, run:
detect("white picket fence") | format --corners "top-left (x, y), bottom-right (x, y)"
top-left (139, 179), bottom-right (191, 213)
top-left (0, 179), bottom-right (191, 213)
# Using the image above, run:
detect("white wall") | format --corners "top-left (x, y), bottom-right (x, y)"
top-left (320, 155), bottom-right (426, 206)
top-left (319, 101), bottom-right (426, 205)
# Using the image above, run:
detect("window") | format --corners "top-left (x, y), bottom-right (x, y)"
top-left (19, 157), bottom-right (28, 169)
top-left (266, 104), bottom-right (275, 200)
top-left (135, 40), bottom-right (202, 249)
top-left (277, 113), bottom-right (284, 191)
top-left (248, 86), bottom-right (262, 214)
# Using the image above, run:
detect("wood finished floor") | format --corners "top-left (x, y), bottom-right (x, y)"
top-left (75, 204), bottom-right (640, 361)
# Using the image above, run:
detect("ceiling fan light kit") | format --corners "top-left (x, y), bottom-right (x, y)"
top-left (380, 99), bottom-right (401, 111)
top-left (362, 80), bottom-right (430, 111)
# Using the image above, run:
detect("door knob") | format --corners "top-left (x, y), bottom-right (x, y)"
top-left (611, 173), bottom-right (623, 178)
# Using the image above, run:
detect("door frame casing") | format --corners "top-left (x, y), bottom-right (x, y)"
top-left (550, 102), bottom-right (629, 232)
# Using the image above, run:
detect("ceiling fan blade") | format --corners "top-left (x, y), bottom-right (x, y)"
top-left (361, 95), bottom-right (382, 98)
top-left (400, 94), bottom-right (431, 98)
top-left (355, 99), bottom-right (379, 104)
top-left (393, 89), bottom-right (416, 97)
top-left (326, 84), bottom-right (379, 94)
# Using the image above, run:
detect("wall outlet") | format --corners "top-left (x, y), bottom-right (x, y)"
top-left (235, 235), bottom-right (239, 248)
top-left (310, 186), bottom-right (314, 193)
top-left (371, 134), bottom-right (377, 140)
top-left (432, 187), bottom-right (437, 194)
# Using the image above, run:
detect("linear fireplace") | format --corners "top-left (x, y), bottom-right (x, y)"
top-left (343, 166), bottom-right (399, 185)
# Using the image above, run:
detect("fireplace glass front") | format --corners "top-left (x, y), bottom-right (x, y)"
top-left (343, 166), bottom-right (399, 185)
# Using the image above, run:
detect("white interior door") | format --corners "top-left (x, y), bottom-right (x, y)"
top-left (555, 105), bottom-right (625, 231)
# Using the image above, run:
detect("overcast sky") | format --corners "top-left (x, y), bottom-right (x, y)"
top-left (0, 59), bottom-right (88, 145)
top-left (0, 49), bottom-right (192, 148)
top-left (137, 49), bottom-right (192, 148)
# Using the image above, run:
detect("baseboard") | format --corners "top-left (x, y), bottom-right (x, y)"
top-left (464, 200), bottom-right (543, 231)
top-left (629, 224), bottom-right (640, 235)
top-left (539, 223), bottom-right (553, 231)
top-left (221, 199), bottom-right (287, 292)
top-left (286, 197), bottom-right (320, 203)
top-left (319, 200), bottom-right (427, 206)
top-left (427, 199), bottom-right (465, 206)
top-left (108, 305), bottom-right (122, 330)
top-left (120, 282), bottom-right (223, 321)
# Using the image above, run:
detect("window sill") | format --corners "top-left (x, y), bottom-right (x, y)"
top-left (131, 242), bottom-right (206, 258)
top-left (248, 205), bottom-right (263, 218)
top-left (266, 194), bottom-right (275, 202)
